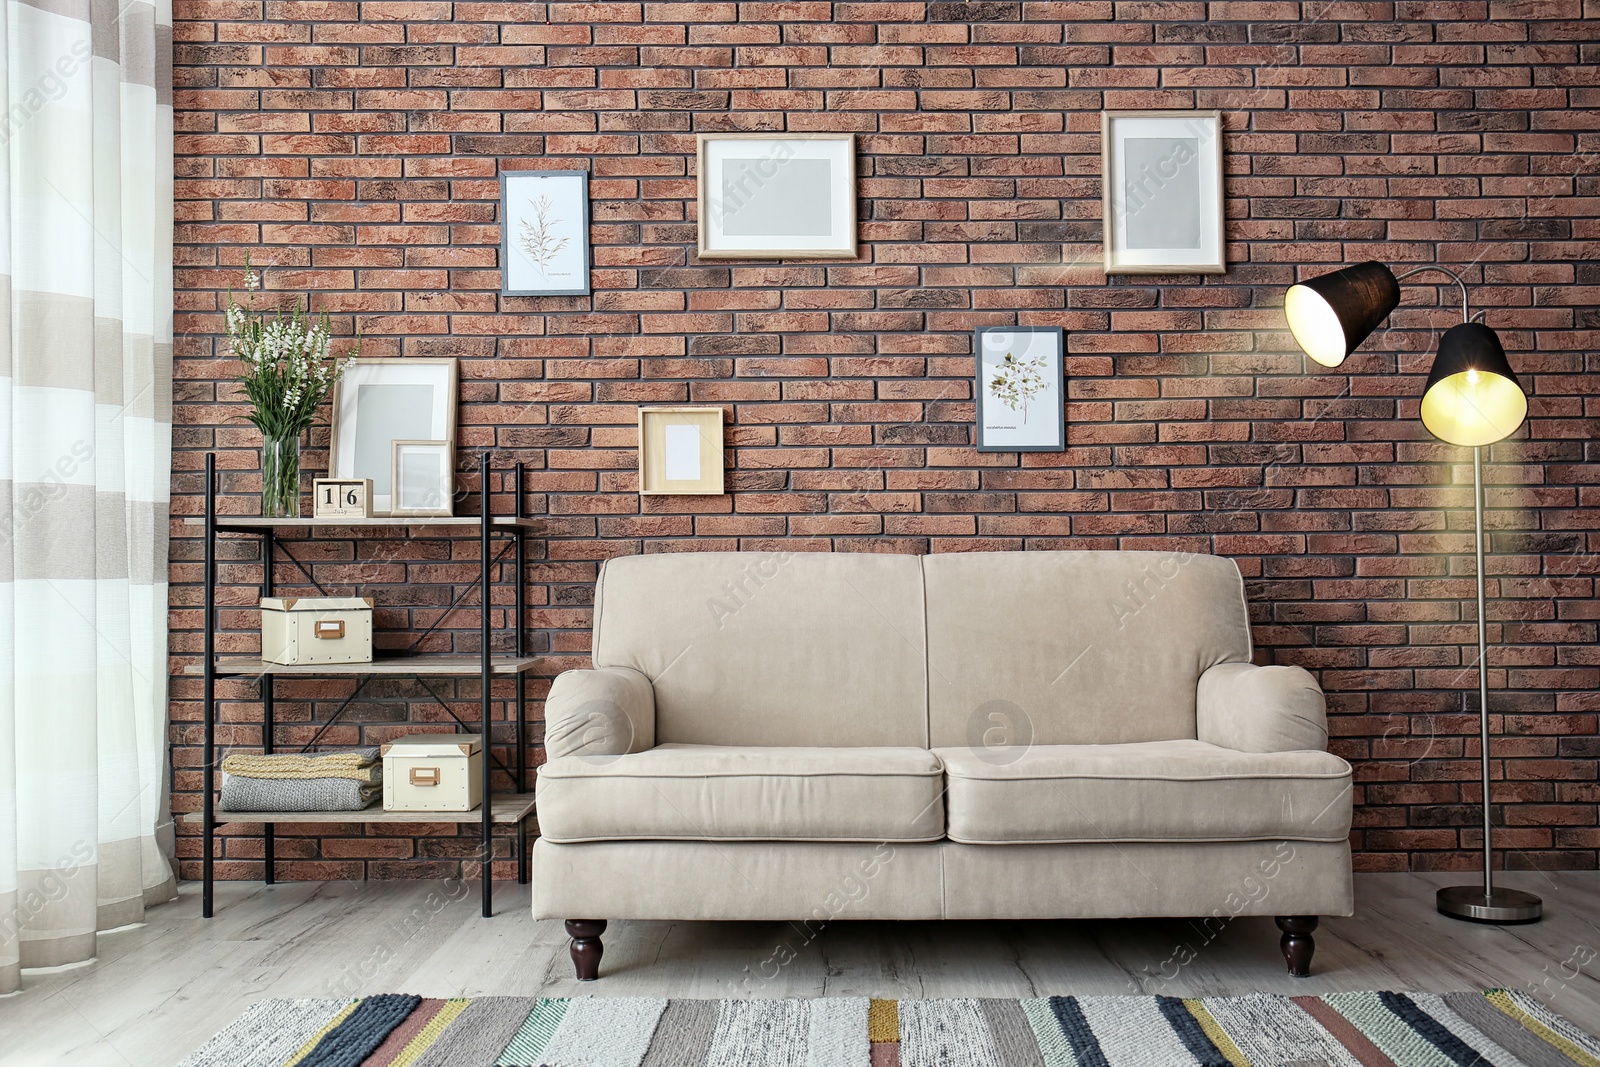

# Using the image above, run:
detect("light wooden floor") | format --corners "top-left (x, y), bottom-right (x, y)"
top-left (3, 872), bottom-right (1596, 1066)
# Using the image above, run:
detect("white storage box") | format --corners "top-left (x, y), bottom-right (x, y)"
top-left (261, 596), bottom-right (374, 665)
top-left (382, 733), bottom-right (483, 812)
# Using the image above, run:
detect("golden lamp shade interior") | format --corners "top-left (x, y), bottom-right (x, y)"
top-left (1284, 283), bottom-right (1350, 368)
top-left (1420, 368), bottom-right (1528, 447)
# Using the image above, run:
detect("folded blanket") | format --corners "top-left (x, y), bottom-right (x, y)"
top-left (221, 748), bottom-right (381, 782)
top-left (220, 772), bottom-right (381, 812)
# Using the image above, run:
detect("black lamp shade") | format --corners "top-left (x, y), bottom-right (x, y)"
top-left (1419, 322), bottom-right (1527, 447)
top-left (1284, 260), bottom-right (1401, 368)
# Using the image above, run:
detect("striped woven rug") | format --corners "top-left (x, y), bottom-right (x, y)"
top-left (177, 989), bottom-right (1600, 1067)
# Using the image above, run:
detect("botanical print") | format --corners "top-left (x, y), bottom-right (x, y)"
top-left (975, 326), bottom-right (1065, 452)
top-left (987, 350), bottom-right (1049, 421)
top-left (517, 193), bottom-right (570, 276)
top-left (501, 170), bottom-right (590, 295)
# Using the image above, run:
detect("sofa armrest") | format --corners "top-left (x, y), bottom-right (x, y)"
top-left (1196, 661), bottom-right (1328, 753)
top-left (544, 667), bottom-right (656, 759)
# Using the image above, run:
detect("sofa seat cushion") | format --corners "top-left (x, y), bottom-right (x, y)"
top-left (935, 740), bottom-right (1352, 845)
top-left (536, 744), bottom-right (946, 844)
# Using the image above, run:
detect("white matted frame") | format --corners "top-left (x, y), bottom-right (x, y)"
top-left (329, 358), bottom-right (458, 515)
top-left (1101, 110), bottom-right (1226, 275)
top-left (390, 440), bottom-right (454, 517)
top-left (501, 169), bottom-right (591, 296)
top-left (638, 407), bottom-right (725, 496)
top-left (974, 325), bottom-right (1066, 453)
top-left (697, 133), bottom-right (857, 260)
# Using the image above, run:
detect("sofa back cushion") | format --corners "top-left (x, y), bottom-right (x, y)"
top-left (923, 551), bottom-right (1252, 747)
top-left (593, 551), bottom-right (929, 747)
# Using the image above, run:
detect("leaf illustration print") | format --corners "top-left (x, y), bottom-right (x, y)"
top-left (988, 351), bottom-right (1049, 422)
top-left (517, 194), bottom-right (571, 277)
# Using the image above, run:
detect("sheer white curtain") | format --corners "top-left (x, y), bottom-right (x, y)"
top-left (0, 0), bottom-right (174, 993)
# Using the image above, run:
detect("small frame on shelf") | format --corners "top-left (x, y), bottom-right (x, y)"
top-left (1101, 109), bottom-right (1226, 275)
top-left (389, 440), bottom-right (454, 517)
top-left (329, 358), bottom-right (458, 516)
top-left (312, 478), bottom-right (372, 520)
top-left (638, 406), bottom-right (725, 496)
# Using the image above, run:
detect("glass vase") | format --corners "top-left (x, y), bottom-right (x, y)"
top-left (261, 432), bottom-right (302, 519)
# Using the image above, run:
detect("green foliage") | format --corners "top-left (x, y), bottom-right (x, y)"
top-left (228, 256), bottom-right (360, 439)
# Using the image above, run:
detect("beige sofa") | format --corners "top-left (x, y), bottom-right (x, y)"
top-left (533, 550), bottom-right (1354, 980)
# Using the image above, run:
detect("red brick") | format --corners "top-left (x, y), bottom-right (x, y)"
top-left (171, 0), bottom-right (1600, 879)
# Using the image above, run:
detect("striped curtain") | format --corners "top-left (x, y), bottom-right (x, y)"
top-left (0, 0), bottom-right (175, 993)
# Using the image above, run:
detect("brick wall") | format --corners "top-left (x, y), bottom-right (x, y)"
top-left (170, 0), bottom-right (1600, 883)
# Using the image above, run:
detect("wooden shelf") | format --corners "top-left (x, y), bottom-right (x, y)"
top-left (186, 655), bottom-right (542, 677)
top-left (184, 794), bottom-right (536, 826)
top-left (184, 516), bottom-right (543, 532)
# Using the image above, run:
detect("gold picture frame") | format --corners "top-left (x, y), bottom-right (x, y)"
top-left (638, 407), bottom-right (725, 496)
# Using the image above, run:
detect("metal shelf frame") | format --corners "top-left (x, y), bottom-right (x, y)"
top-left (198, 451), bottom-right (538, 919)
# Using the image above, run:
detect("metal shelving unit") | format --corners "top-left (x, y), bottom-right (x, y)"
top-left (188, 451), bottom-right (542, 919)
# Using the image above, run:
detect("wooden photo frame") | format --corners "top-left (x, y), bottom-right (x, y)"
top-left (638, 407), bottom-right (725, 496)
top-left (1101, 110), bottom-right (1226, 275)
top-left (329, 358), bottom-right (458, 515)
top-left (974, 325), bottom-right (1066, 453)
top-left (696, 133), bottom-right (857, 260)
top-left (389, 440), bottom-right (454, 517)
top-left (501, 169), bottom-right (591, 296)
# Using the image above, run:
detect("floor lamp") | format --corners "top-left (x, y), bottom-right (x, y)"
top-left (1283, 261), bottom-right (1542, 925)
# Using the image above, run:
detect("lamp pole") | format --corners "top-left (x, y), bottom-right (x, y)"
top-left (1473, 444), bottom-right (1492, 902)
top-left (1433, 439), bottom-right (1542, 923)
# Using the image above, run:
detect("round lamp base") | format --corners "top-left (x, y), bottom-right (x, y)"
top-left (1436, 885), bottom-right (1543, 924)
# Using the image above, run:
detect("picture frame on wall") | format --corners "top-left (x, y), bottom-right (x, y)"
top-left (389, 441), bottom-right (454, 518)
top-left (696, 133), bottom-right (857, 260)
top-left (974, 326), bottom-right (1066, 453)
top-left (1101, 110), bottom-right (1226, 275)
top-left (329, 358), bottom-right (458, 516)
top-left (501, 169), bottom-right (591, 296)
top-left (638, 407), bottom-right (725, 496)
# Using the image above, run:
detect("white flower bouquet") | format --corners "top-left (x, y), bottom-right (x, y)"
top-left (227, 259), bottom-right (360, 516)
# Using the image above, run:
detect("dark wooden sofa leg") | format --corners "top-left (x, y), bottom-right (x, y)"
top-left (566, 919), bottom-right (607, 981)
top-left (1275, 916), bottom-right (1318, 977)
